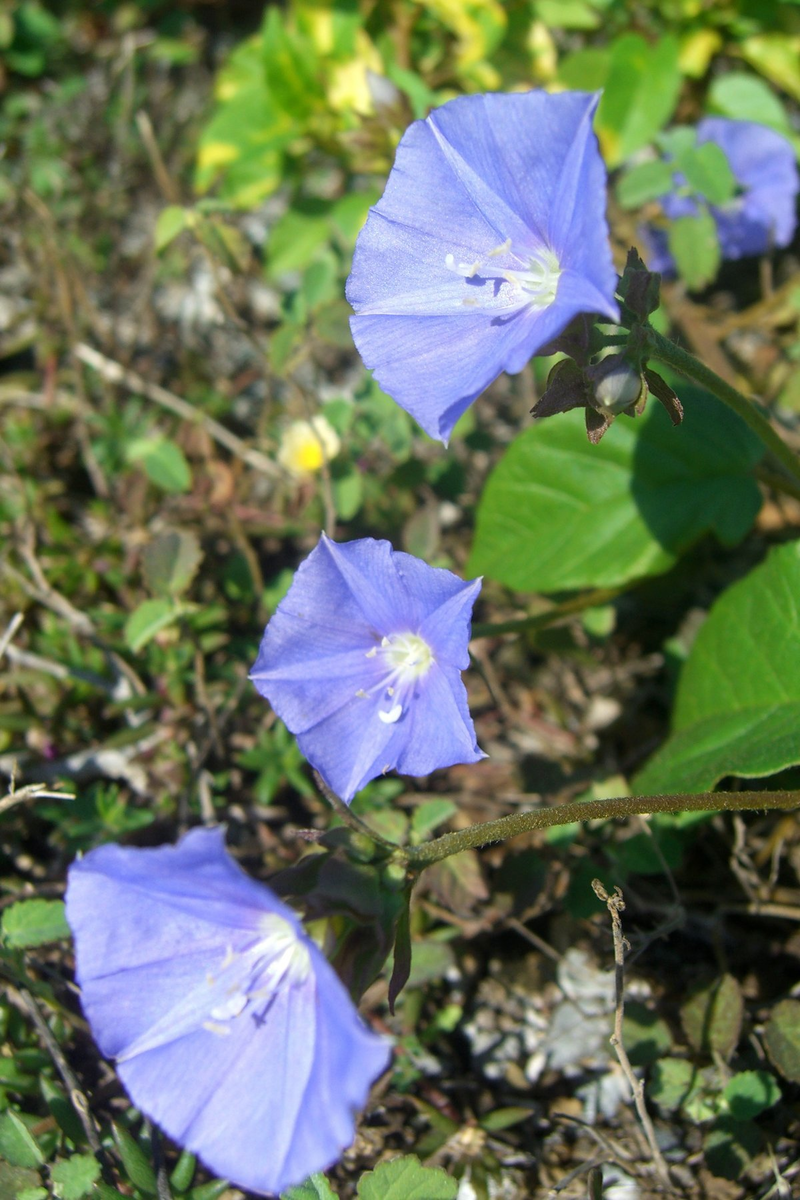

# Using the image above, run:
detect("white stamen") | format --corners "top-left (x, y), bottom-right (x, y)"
top-left (365, 646), bottom-right (377, 658)
top-left (379, 703), bottom-right (402, 724)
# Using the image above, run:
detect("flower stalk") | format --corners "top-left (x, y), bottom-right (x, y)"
top-left (645, 326), bottom-right (800, 489)
top-left (402, 789), bottom-right (800, 869)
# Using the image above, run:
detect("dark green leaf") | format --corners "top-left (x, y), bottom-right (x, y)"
top-left (722, 1071), bottom-right (781, 1120)
top-left (681, 975), bottom-right (743, 1060)
top-left (649, 1057), bottom-right (701, 1112)
top-left (469, 390), bottom-right (762, 592)
top-left (169, 1150), bottom-right (196, 1193)
top-left (636, 540), bottom-right (800, 792)
top-left (703, 1117), bottom-right (761, 1180)
top-left (112, 1124), bottom-right (157, 1196)
top-left (764, 999), bottom-right (800, 1083)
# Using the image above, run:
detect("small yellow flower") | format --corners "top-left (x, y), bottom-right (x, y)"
top-left (278, 416), bottom-right (341, 478)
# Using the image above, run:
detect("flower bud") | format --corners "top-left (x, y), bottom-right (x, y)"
top-left (589, 355), bottom-right (644, 415)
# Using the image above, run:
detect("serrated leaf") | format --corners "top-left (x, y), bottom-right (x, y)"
top-left (281, 1172), bottom-right (339, 1199)
top-left (126, 437), bottom-right (192, 494)
top-left (469, 389), bottom-right (762, 592)
top-left (0, 1111), bottom-right (44, 1168)
top-left (764, 998), bottom-right (800, 1083)
top-left (636, 540), bottom-right (800, 792)
top-left (112, 1124), bottom-right (157, 1195)
top-left (123, 597), bottom-right (178, 653)
top-left (668, 209), bottom-right (720, 290)
top-left (1, 899), bottom-right (70, 948)
top-left (681, 975), bottom-right (743, 1060)
top-left (596, 34), bottom-right (682, 166)
top-left (356, 1155), bottom-right (457, 1200)
top-left (142, 530), bottom-right (203, 597)
top-left (155, 206), bottom-right (190, 252)
top-left (616, 160), bottom-right (675, 209)
top-left (722, 1071), bottom-right (781, 1120)
top-left (51, 1154), bottom-right (101, 1200)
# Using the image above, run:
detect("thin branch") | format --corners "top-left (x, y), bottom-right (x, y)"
top-left (15, 987), bottom-right (104, 1158)
top-left (591, 881), bottom-right (671, 1187)
top-left (74, 342), bottom-right (282, 480)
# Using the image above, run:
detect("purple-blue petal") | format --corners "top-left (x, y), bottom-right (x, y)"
top-left (66, 828), bottom-right (390, 1196)
top-left (251, 537), bottom-right (483, 801)
top-left (347, 89), bottom-right (619, 445)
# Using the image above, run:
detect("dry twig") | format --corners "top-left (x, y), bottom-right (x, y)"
top-left (591, 880), bottom-right (673, 1189)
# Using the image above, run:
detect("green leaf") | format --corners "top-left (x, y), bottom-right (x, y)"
top-left (126, 437), bottom-right (192, 494)
top-left (533, 0), bottom-right (600, 29)
top-left (281, 1173), bottom-right (339, 1199)
top-left (141, 530), bottom-right (203, 598)
top-left (267, 208), bottom-right (331, 279)
top-left (557, 46), bottom-right (610, 92)
top-left (169, 1150), bottom-right (196, 1193)
top-left (722, 1071), bottom-right (781, 1120)
top-left (187, 1181), bottom-right (231, 1200)
top-left (667, 210), bottom-right (720, 291)
top-left (0, 1111), bottom-right (44, 1168)
top-left (622, 1001), bottom-right (673, 1066)
top-left (51, 1155), bottom-right (102, 1200)
top-left (703, 1116), bottom-right (761, 1180)
top-left (112, 1124), bottom-right (157, 1196)
top-left (469, 389), bottom-right (762, 592)
top-left (41, 1077), bottom-right (87, 1146)
top-left (332, 466), bottom-right (363, 521)
top-left (1, 899), bottom-right (70, 948)
top-left (740, 33), bottom-right (800, 103)
top-left (479, 1106), bottom-right (532, 1132)
top-left (674, 142), bottom-right (737, 206)
top-left (636, 540), bottom-right (800, 792)
top-left (616, 160), bottom-right (675, 209)
top-left (0, 1166), bottom-right (40, 1200)
top-left (123, 597), bottom-right (178, 653)
top-left (649, 1057), bottom-right (701, 1112)
top-left (764, 999), bottom-right (800, 1083)
top-left (681, 975), bottom-right (743, 1060)
top-left (596, 34), bottom-right (682, 167)
top-left (410, 799), bottom-right (457, 843)
top-left (708, 72), bottom-right (793, 139)
top-left (154, 206), bottom-right (190, 252)
top-left (356, 1155), bottom-right (457, 1200)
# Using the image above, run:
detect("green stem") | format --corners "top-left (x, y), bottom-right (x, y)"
top-left (645, 327), bottom-right (800, 487)
top-left (472, 586), bottom-right (623, 639)
top-left (403, 790), bottom-right (799, 869)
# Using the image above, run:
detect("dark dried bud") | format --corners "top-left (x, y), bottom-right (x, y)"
top-left (537, 313), bottom-right (595, 366)
top-left (644, 368), bottom-right (684, 425)
top-left (618, 246), bottom-right (662, 324)
top-left (531, 358), bottom-right (592, 419)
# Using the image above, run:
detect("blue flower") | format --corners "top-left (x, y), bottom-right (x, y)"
top-left (346, 90), bottom-right (619, 444)
top-left (251, 535), bottom-right (484, 802)
top-left (65, 828), bottom-right (391, 1196)
top-left (643, 117), bottom-right (799, 273)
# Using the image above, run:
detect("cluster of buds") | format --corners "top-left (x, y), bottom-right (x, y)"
top-left (532, 249), bottom-right (683, 443)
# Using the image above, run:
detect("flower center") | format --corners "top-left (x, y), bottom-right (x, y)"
top-left (503, 248), bottom-right (561, 310)
top-left (445, 240), bottom-right (561, 312)
top-left (361, 632), bottom-right (435, 725)
top-left (206, 914), bottom-right (311, 1030)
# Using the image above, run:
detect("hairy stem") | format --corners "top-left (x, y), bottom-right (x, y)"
top-left (645, 327), bottom-right (800, 487)
top-left (404, 790), bottom-right (800, 868)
